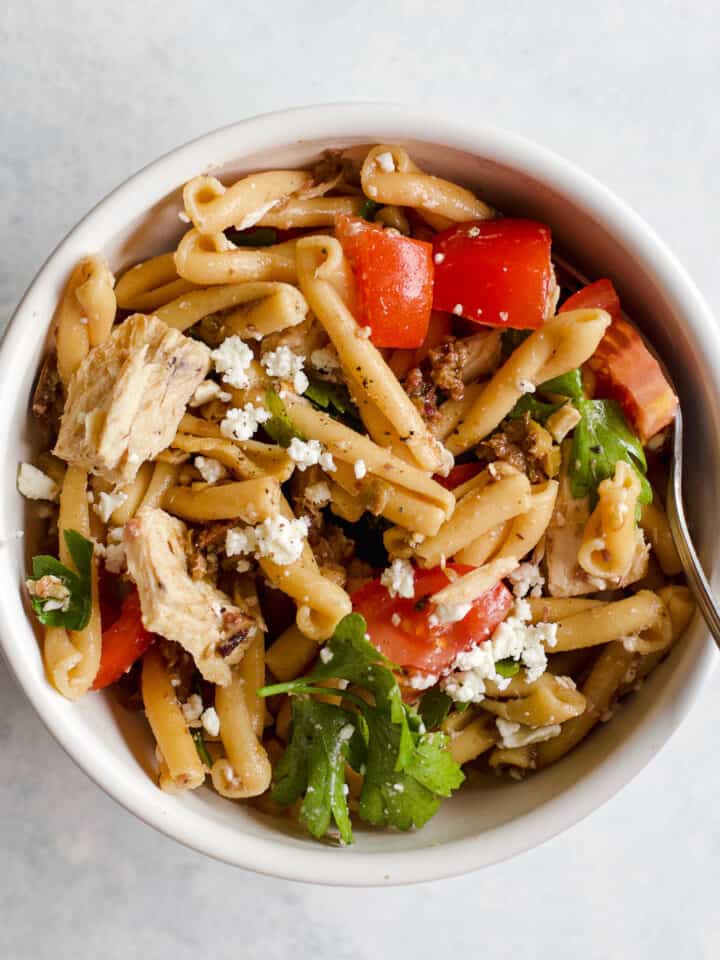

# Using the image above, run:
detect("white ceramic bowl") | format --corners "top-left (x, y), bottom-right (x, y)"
top-left (2, 103), bottom-right (717, 886)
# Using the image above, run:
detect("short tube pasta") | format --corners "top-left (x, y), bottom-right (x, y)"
top-left (360, 145), bottom-right (495, 223)
top-left (163, 477), bottom-right (282, 523)
top-left (183, 170), bottom-right (311, 234)
top-left (446, 310), bottom-right (612, 454)
top-left (551, 590), bottom-right (667, 652)
top-left (295, 235), bottom-right (451, 474)
top-left (153, 281), bottom-right (308, 335)
top-left (578, 461), bottom-right (642, 579)
top-left (142, 647), bottom-right (206, 792)
top-left (115, 253), bottom-right (196, 312)
top-left (175, 229), bottom-right (298, 285)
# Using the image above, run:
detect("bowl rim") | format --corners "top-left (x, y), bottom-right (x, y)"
top-left (1, 101), bottom-right (717, 886)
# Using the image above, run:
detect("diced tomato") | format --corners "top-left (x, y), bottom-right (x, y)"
top-left (559, 278), bottom-right (621, 321)
top-left (561, 279), bottom-right (678, 440)
top-left (432, 219), bottom-right (554, 329)
top-left (351, 564), bottom-right (513, 677)
top-left (434, 462), bottom-right (482, 490)
top-left (336, 215), bottom-right (434, 348)
top-left (92, 589), bottom-right (155, 691)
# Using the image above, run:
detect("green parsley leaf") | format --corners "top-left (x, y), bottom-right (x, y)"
top-left (418, 687), bottom-right (452, 730)
top-left (494, 657), bottom-right (521, 679)
top-left (272, 699), bottom-right (356, 844)
top-left (304, 376), bottom-right (364, 432)
top-left (224, 226), bottom-right (278, 247)
top-left (501, 328), bottom-right (532, 358)
top-left (570, 397), bottom-right (651, 506)
top-left (507, 394), bottom-right (563, 424)
top-left (538, 368), bottom-right (584, 401)
top-left (191, 728), bottom-right (213, 769)
top-left (27, 530), bottom-right (94, 630)
top-left (357, 199), bottom-right (381, 221)
top-left (259, 612), bottom-right (465, 842)
top-left (262, 388), bottom-right (306, 448)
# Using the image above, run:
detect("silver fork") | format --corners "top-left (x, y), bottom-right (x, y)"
top-left (554, 255), bottom-right (720, 648)
top-left (665, 409), bottom-right (720, 645)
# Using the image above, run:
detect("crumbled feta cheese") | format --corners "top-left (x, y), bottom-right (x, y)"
top-left (255, 516), bottom-right (310, 564)
top-left (305, 482), bottom-right (332, 507)
top-left (467, 226), bottom-right (481, 238)
top-left (310, 347), bottom-right (341, 373)
top-left (433, 601), bottom-right (473, 625)
top-left (357, 326), bottom-right (372, 339)
top-left (178, 211), bottom-right (190, 223)
top-left (235, 559), bottom-right (252, 573)
top-left (220, 402), bottom-right (270, 441)
top-left (380, 558), bottom-right (415, 599)
top-left (182, 694), bottom-right (203, 722)
top-left (441, 599), bottom-right (555, 702)
top-left (375, 151), bottom-right (396, 173)
top-left (17, 463), bottom-right (59, 502)
top-left (353, 459), bottom-right (367, 480)
top-left (499, 311), bottom-right (509, 322)
top-left (319, 647), bottom-right (334, 664)
top-left (516, 378), bottom-right (535, 394)
top-left (225, 527), bottom-right (258, 557)
top-left (211, 336), bottom-right (254, 389)
top-left (287, 438), bottom-right (334, 472)
top-left (452, 304), bottom-right (464, 316)
top-left (194, 456), bottom-right (227, 484)
top-left (408, 672), bottom-right (438, 691)
top-left (261, 345), bottom-right (309, 394)
top-left (189, 380), bottom-right (232, 407)
top-left (496, 717), bottom-right (562, 748)
top-left (94, 490), bottom-right (128, 524)
top-left (338, 723), bottom-right (355, 742)
top-left (201, 706), bottom-right (221, 737)
top-left (434, 252), bottom-right (445, 264)
top-left (508, 561), bottom-right (545, 599)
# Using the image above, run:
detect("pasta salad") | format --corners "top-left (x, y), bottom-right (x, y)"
top-left (20, 144), bottom-right (693, 845)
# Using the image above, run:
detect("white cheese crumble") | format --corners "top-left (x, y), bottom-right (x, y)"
top-left (452, 303), bottom-right (464, 316)
top-left (508, 561), bottom-right (545, 599)
top-left (467, 226), bottom-right (481, 238)
top-left (103, 528), bottom-right (127, 574)
top-left (375, 151), bottom-right (396, 172)
top-left (211, 336), bottom-right (254, 389)
top-left (220, 402), bottom-right (270, 441)
top-left (201, 706), bottom-right (221, 737)
top-left (305, 482), bottom-right (332, 507)
top-left (17, 463), bottom-right (59, 502)
top-left (408, 672), bottom-right (438, 691)
top-left (261, 345), bottom-right (309, 394)
top-left (357, 325), bottom-right (372, 339)
top-left (182, 694), bottom-right (203, 722)
top-left (516, 378), bottom-right (535, 394)
top-left (380, 558), bottom-right (415, 599)
top-left (353, 459), bottom-right (367, 480)
top-left (433, 601), bottom-right (473, 625)
top-left (319, 647), bottom-right (334, 664)
top-left (499, 311), bottom-right (509, 322)
top-left (189, 380), bottom-right (232, 407)
top-left (194, 456), bottom-right (227, 484)
top-left (441, 599), bottom-right (556, 703)
top-left (94, 490), bottom-right (128, 524)
top-left (434, 252), bottom-right (445, 264)
top-left (287, 437), bottom-right (335, 472)
top-left (496, 717), bottom-right (562, 749)
top-left (310, 347), bottom-right (341, 373)
top-left (225, 515), bottom-right (309, 566)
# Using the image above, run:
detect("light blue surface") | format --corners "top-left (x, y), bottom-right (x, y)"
top-left (2, 1), bottom-right (720, 956)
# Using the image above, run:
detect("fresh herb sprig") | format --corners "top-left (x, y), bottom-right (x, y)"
top-left (258, 613), bottom-right (464, 844)
top-left (27, 529), bottom-right (94, 630)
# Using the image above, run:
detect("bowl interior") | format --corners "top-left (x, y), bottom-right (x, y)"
top-left (1, 112), bottom-right (717, 884)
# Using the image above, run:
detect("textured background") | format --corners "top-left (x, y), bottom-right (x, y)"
top-left (2, 2), bottom-right (719, 957)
